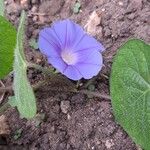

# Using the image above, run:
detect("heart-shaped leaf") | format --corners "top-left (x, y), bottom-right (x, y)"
top-left (110, 39), bottom-right (150, 150)
top-left (0, 16), bottom-right (16, 79)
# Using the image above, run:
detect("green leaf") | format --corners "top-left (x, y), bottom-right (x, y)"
top-left (73, 2), bottom-right (81, 14)
top-left (75, 2), bottom-right (81, 8)
top-left (110, 39), bottom-right (150, 150)
top-left (0, 16), bottom-right (16, 79)
top-left (14, 10), bottom-right (37, 119)
top-left (15, 11), bottom-right (26, 61)
top-left (0, 0), bottom-right (4, 16)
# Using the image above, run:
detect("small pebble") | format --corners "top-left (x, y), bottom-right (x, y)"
top-left (127, 13), bottom-right (136, 20)
top-left (118, 1), bottom-right (123, 6)
top-left (31, 6), bottom-right (37, 13)
top-left (60, 101), bottom-right (71, 114)
top-left (33, 16), bottom-right (38, 22)
top-left (67, 114), bottom-right (71, 120)
top-left (105, 139), bottom-right (114, 149)
top-left (104, 28), bottom-right (111, 37)
top-left (102, 8), bottom-right (105, 12)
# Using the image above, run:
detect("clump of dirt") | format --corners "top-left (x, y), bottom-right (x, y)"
top-left (1, 0), bottom-right (149, 149)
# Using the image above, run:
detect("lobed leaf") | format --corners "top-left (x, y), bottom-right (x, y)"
top-left (110, 39), bottom-right (150, 150)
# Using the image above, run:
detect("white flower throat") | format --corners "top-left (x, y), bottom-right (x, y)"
top-left (61, 50), bottom-right (77, 65)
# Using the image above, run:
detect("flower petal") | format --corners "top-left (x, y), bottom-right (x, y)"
top-left (51, 19), bottom-right (85, 49)
top-left (76, 49), bottom-right (102, 65)
top-left (48, 57), bottom-right (67, 73)
top-left (38, 28), bottom-right (61, 57)
top-left (72, 34), bottom-right (105, 53)
top-left (75, 51), bottom-right (103, 79)
top-left (63, 65), bottom-right (82, 80)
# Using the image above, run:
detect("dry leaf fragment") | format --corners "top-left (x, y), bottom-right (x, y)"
top-left (84, 11), bottom-right (102, 36)
top-left (0, 115), bottom-right (10, 135)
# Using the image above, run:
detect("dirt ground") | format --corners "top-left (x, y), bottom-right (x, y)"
top-left (0, 0), bottom-right (150, 149)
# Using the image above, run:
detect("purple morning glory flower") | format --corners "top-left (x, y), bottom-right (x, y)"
top-left (38, 19), bottom-right (104, 80)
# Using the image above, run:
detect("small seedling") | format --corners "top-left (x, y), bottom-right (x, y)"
top-left (88, 84), bottom-right (95, 91)
top-left (34, 113), bottom-right (46, 128)
top-left (13, 129), bottom-right (23, 140)
top-left (73, 1), bottom-right (81, 14)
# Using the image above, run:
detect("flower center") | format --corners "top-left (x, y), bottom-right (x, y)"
top-left (61, 50), bottom-right (77, 65)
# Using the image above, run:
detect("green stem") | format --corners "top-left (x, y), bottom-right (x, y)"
top-left (0, 62), bottom-right (111, 115)
top-left (27, 63), bottom-right (55, 76)
top-left (79, 90), bottom-right (111, 100)
top-left (27, 62), bottom-right (75, 87)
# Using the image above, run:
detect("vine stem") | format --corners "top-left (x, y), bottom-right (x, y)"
top-left (0, 63), bottom-right (111, 101)
top-left (79, 90), bottom-right (111, 100)
top-left (28, 62), bottom-right (76, 87)
top-left (0, 84), bottom-right (111, 100)
top-left (27, 63), bottom-right (55, 76)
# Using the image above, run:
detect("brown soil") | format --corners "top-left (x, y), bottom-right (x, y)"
top-left (1, 0), bottom-right (150, 149)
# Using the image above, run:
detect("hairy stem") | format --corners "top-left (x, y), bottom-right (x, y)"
top-left (0, 84), bottom-right (111, 100)
top-left (27, 63), bottom-right (55, 76)
top-left (28, 62), bottom-right (75, 87)
top-left (0, 63), bottom-right (111, 115)
top-left (79, 90), bottom-right (111, 100)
